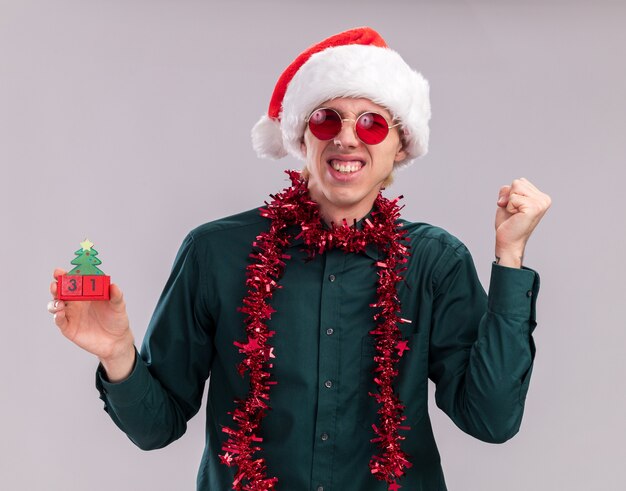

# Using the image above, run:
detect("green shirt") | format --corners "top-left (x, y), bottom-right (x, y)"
top-left (96, 207), bottom-right (540, 491)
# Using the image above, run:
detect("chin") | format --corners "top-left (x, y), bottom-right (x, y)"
top-left (325, 186), bottom-right (362, 203)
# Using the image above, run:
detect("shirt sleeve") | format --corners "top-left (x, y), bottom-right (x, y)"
top-left (428, 242), bottom-right (540, 443)
top-left (95, 232), bottom-right (215, 450)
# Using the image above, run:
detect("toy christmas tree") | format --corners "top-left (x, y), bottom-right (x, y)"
top-left (58, 239), bottom-right (111, 301)
top-left (67, 239), bottom-right (106, 275)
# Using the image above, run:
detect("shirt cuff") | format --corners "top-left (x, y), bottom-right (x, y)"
top-left (488, 262), bottom-right (540, 318)
top-left (95, 348), bottom-right (152, 408)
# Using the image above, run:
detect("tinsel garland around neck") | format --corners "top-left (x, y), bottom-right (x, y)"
top-left (219, 170), bottom-right (413, 491)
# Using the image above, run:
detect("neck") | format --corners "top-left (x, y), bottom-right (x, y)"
top-left (308, 186), bottom-right (380, 227)
top-left (321, 207), bottom-right (371, 227)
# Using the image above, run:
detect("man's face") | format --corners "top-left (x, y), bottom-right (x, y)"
top-left (301, 97), bottom-right (407, 222)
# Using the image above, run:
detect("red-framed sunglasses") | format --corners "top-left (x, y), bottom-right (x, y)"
top-left (305, 107), bottom-right (401, 145)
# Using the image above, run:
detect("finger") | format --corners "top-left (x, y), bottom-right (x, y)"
top-left (506, 192), bottom-right (527, 214)
top-left (497, 185), bottom-right (511, 206)
top-left (518, 177), bottom-right (541, 193)
top-left (509, 179), bottom-right (531, 196)
top-left (511, 177), bottom-right (545, 198)
top-left (53, 308), bottom-right (68, 331)
top-left (50, 279), bottom-right (58, 298)
top-left (51, 269), bottom-right (66, 299)
top-left (47, 299), bottom-right (65, 314)
top-left (519, 177), bottom-right (534, 188)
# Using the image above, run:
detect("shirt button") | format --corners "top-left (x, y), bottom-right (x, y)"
top-left (328, 274), bottom-right (336, 282)
top-left (526, 290), bottom-right (533, 297)
top-left (321, 432), bottom-right (329, 441)
top-left (324, 380), bottom-right (333, 388)
top-left (326, 328), bottom-right (334, 335)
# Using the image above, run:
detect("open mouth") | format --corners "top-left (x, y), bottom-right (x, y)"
top-left (328, 158), bottom-right (365, 174)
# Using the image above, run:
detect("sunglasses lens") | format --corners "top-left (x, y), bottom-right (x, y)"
top-left (356, 112), bottom-right (389, 144)
top-left (308, 108), bottom-right (342, 140)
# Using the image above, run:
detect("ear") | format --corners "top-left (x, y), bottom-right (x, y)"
top-left (393, 129), bottom-right (408, 163)
top-left (300, 138), bottom-right (307, 156)
top-left (394, 144), bottom-right (408, 164)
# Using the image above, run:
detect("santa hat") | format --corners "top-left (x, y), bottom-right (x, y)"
top-left (251, 27), bottom-right (431, 168)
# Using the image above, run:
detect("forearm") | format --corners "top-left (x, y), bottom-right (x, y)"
top-left (450, 305), bottom-right (536, 443)
top-left (96, 352), bottom-right (189, 450)
top-left (432, 261), bottom-right (539, 443)
top-left (95, 232), bottom-right (214, 451)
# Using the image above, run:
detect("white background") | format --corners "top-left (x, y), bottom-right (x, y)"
top-left (1, 1), bottom-right (625, 489)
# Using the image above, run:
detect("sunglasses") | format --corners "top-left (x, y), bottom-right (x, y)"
top-left (305, 107), bottom-right (401, 145)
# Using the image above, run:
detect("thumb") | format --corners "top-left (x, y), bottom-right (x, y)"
top-left (109, 283), bottom-right (125, 309)
top-left (497, 185), bottom-right (511, 207)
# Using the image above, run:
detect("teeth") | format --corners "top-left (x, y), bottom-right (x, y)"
top-left (330, 159), bottom-right (363, 173)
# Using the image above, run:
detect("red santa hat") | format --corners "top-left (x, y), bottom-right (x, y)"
top-left (251, 27), bottom-right (431, 168)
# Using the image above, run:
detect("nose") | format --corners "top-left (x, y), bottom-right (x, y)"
top-left (333, 118), bottom-right (360, 149)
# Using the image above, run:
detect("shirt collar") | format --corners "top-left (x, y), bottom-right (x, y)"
top-left (286, 211), bottom-right (383, 261)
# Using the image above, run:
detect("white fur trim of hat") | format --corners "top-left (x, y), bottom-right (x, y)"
top-left (252, 28), bottom-right (431, 168)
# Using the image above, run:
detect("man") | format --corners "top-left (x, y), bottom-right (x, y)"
top-left (49, 27), bottom-right (551, 490)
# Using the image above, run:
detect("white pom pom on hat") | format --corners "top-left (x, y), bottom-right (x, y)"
top-left (251, 26), bottom-right (431, 168)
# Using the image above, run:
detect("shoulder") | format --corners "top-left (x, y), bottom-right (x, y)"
top-left (400, 219), bottom-right (475, 288)
top-left (187, 208), bottom-right (268, 244)
top-left (173, 208), bottom-right (269, 264)
top-left (400, 219), bottom-right (467, 254)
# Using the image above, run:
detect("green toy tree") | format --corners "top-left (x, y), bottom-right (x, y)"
top-left (68, 239), bottom-right (105, 275)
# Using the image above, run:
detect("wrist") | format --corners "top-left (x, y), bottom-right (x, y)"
top-left (495, 244), bottom-right (525, 269)
top-left (99, 340), bottom-right (136, 383)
